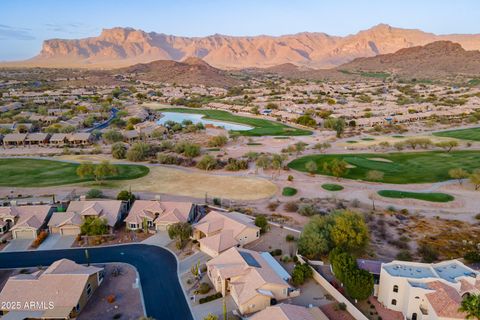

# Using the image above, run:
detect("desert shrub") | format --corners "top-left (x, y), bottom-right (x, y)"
top-left (267, 202), bottom-right (279, 211)
top-left (196, 282), bottom-right (211, 294)
top-left (464, 251), bottom-right (480, 263)
top-left (418, 244), bottom-right (439, 262)
top-left (297, 204), bottom-right (318, 216)
top-left (254, 215), bottom-right (269, 233)
top-left (396, 250), bottom-right (413, 261)
top-left (284, 201), bottom-right (299, 212)
top-left (286, 234), bottom-right (295, 242)
top-left (291, 263), bottom-right (313, 285)
top-left (270, 249), bottom-right (283, 256)
top-left (86, 188), bottom-right (103, 199)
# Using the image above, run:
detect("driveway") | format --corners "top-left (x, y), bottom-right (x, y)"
top-left (0, 244), bottom-right (193, 320)
top-left (141, 231), bottom-right (172, 247)
top-left (37, 234), bottom-right (76, 250)
top-left (2, 239), bottom-right (32, 252)
top-left (179, 251), bottom-right (210, 275)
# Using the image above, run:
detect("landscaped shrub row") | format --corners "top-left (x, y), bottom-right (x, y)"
top-left (199, 292), bottom-right (222, 304)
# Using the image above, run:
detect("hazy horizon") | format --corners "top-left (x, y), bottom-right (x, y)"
top-left (1, 0), bottom-right (479, 61)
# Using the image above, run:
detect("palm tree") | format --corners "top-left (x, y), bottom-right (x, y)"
top-left (459, 294), bottom-right (480, 320)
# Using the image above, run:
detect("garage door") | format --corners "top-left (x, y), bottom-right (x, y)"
top-left (13, 229), bottom-right (36, 239)
top-left (60, 226), bottom-right (80, 236)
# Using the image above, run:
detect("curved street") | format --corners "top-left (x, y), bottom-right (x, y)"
top-left (0, 244), bottom-right (193, 320)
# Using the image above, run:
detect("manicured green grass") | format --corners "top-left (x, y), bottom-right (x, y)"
top-left (288, 151), bottom-right (480, 184)
top-left (346, 140), bottom-right (358, 144)
top-left (361, 137), bottom-right (375, 141)
top-left (433, 127), bottom-right (480, 141)
top-left (160, 107), bottom-right (312, 136)
top-left (246, 143), bottom-right (262, 146)
top-left (378, 190), bottom-right (454, 202)
top-left (0, 158), bottom-right (149, 187)
top-left (360, 71), bottom-right (390, 79)
top-left (392, 135), bottom-right (405, 138)
top-left (321, 184), bottom-right (344, 191)
top-left (282, 187), bottom-right (298, 196)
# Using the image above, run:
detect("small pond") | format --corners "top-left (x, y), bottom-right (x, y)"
top-left (157, 112), bottom-right (253, 131)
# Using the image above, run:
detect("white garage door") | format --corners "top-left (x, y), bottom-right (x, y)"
top-left (60, 226), bottom-right (80, 236)
top-left (13, 229), bottom-right (36, 239)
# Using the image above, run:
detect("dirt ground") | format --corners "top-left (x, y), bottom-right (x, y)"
top-left (113, 166), bottom-right (277, 201)
top-left (78, 263), bottom-right (144, 320)
top-left (244, 225), bottom-right (299, 257)
top-left (320, 303), bottom-right (356, 320)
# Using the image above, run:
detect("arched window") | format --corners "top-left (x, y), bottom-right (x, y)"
top-left (391, 299), bottom-right (397, 306)
top-left (393, 285), bottom-right (399, 293)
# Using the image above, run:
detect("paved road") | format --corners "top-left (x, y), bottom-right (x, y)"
top-left (0, 244), bottom-right (193, 320)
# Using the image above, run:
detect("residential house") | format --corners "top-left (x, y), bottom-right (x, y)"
top-left (68, 133), bottom-right (93, 145)
top-left (193, 211), bottom-right (260, 257)
top-left (2, 133), bottom-right (27, 146)
top-left (206, 247), bottom-right (298, 315)
top-left (0, 205), bottom-right (52, 239)
top-left (66, 200), bottom-right (125, 229)
top-left (0, 259), bottom-right (104, 319)
top-left (377, 259), bottom-right (480, 320)
top-left (25, 133), bottom-right (51, 145)
top-left (48, 211), bottom-right (83, 236)
top-left (249, 303), bottom-right (329, 320)
top-left (125, 200), bottom-right (196, 231)
top-left (49, 133), bottom-right (69, 146)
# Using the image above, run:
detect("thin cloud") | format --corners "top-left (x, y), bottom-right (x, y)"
top-left (44, 22), bottom-right (89, 34)
top-left (0, 24), bottom-right (35, 40)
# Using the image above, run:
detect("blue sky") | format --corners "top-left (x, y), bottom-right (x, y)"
top-left (0, 0), bottom-right (478, 61)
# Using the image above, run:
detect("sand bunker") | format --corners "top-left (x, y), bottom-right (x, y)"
top-left (368, 158), bottom-right (393, 163)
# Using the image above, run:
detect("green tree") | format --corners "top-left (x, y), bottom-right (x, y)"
top-left (436, 140), bottom-right (459, 152)
top-left (459, 293), bottom-right (480, 320)
top-left (94, 160), bottom-right (118, 183)
top-left (449, 168), bottom-right (469, 185)
top-left (254, 215), bottom-right (268, 233)
top-left (329, 249), bottom-right (356, 284)
top-left (297, 215), bottom-right (332, 259)
top-left (344, 268), bottom-right (374, 301)
top-left (330, 210), bottom-right (369, 252)
top-left (323, 159), bottom-right (349, 180)
top-left (168, 222), bottom-right (192, 249)
top-left (103, 129), bottom-right (124, 143)
top-left (470, 169), bottom-right (480, 190)
top-left (81, 217), bottom-right (108, 236)
top-left (86, 188), bottom-right (103, 199)
top-left (305, 160), bottom-right (318, 175)
top-left (76, 162), bottom-right (95, 179)
top-left (117, 190), bottom-right (136, 202)
top-left (291, 263), bottom-right (313, 285)
top-left (126, 142), bottom-right (151, 162)
top-left (324, 118), bottom-right (345, 137)
top-left (111, 142), bottom-right (127, 159)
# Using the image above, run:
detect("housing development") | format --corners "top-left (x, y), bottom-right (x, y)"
top-left (0, 2), bottom-right (480, 320)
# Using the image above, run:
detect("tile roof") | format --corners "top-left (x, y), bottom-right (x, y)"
top-left (249, 303), bottom-right (328, 320)
top-left (0, 259), bottom-right (102, 319)
top-left (207, 247), bottom-right (290, 305)
top-left (48, 211), bottom-right (83, 228)
top-left (425, 281), bottom-right (467, 319)
top-left (67, 200), bottom-right (122, 227)
top-left (0, 205), bottom-right (50, 230)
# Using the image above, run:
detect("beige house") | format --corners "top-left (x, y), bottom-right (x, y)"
top-left (193, 211), bottom-right (260, 257)
top-left (125, 200), bottom-right (194, 231)
top-left (0, 259), bottom-right (103, 319)
top-left (49, 133), bottom-right (69, 146)
top-left (66, 200), bottom-right (125, 229)
top-left (68, 133), bottom-right (93, 145)
top-left (207, 247), bottom-right (297, 315)
top-left (0, 205), bottom-right (51, 239)
top-left (2, 133), bottom-right (27, 146)
top-left (249, 303), bottom-right (329, 320)
top-left (377, 259), bottom-right (480, 320)
top-left (25, 133), bottom-right (51, 145)
top-left (48, 211), bottom-right (83, 236)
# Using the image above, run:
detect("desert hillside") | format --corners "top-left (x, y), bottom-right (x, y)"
top-left (9, 24), bottom-right (480, 69)
top-left (118, 57), bottom-right (243, 87)
top-left (338, 41), bottom-right (480, 78)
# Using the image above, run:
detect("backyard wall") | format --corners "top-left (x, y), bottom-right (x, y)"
top-left (297, 254), bottom-right (369, 320)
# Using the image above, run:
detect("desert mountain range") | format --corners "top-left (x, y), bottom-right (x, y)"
top-left (12, 24), bottom-right (480, 69)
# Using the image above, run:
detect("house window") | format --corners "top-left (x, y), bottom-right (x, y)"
top-left (130, 223), bottom-right (137, 229)
top-left (86, 283), bottom-right (92, 296)
top-left (393, 285), bottom-right (399, 293)
top-left (391, 299), bottom-right (397, 306)
top-left (76, 303), bottom-right (80, 311)
top-left (256, 231), bottom-right (259, 237)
